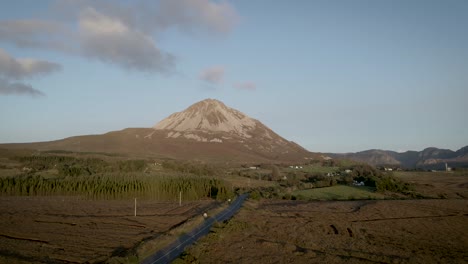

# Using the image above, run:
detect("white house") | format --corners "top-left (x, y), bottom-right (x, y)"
top-left (353, 180), bottom-right (365, 186)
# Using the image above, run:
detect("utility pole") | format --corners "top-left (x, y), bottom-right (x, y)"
top-left (179, 191), bottom-right (182, 206)
top-left (134, 198), bottom-right (137, 217)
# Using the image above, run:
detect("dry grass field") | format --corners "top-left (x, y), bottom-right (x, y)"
top-left (0, 197), bottom-right (216, 263)
top-left (179, 198), bottom-right (468, 263)
top-left (394, 171), bottom-right (468, 199)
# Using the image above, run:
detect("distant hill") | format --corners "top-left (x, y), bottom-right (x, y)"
top-left (0, 99), bottom-right (316, 163)
top-left (327, 146), bottom-right (468, 170)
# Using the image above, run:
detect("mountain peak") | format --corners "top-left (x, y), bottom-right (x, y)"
top-left (149, 98), bottom-right (311, 159)
top-left (185, 98), bottom-right (230, 116)
top-left (190, 98), bottom-right (224, 106)
top-left (153, 98), bottom-right (257, 137)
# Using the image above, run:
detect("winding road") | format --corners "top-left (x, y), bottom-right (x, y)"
top-left (141, 193), bottom-right (249, 264)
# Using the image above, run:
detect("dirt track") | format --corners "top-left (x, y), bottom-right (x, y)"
top-left (0, 197), bottom-right (215, 263)
top-left (181, 199), bottom-right (468, 263)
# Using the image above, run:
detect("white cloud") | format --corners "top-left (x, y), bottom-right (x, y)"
top-left (234, 81), bottom-right (256, 91)
top-left (0, 48), bottom-right (62, 80)
top-left (78, 7), bottom-right (175, 73)
top-left (0, 48), bottom-right (60, 97)
top-left (200, 66), bottom-right (225, 84)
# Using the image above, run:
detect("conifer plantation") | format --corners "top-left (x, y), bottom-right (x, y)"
top-left (0, 154), bottom-right (232, 200)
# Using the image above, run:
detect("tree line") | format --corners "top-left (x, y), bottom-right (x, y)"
top-left (14, 155), bottom-right (146, 175)
top-left (0, 173), bottom-right (232, 200)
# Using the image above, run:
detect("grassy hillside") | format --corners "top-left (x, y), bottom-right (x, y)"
top-left (0, 127), bottom-right (315, 163)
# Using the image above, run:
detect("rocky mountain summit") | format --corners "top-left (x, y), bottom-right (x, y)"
top-left (154, 99), bottom-right (256, 136)
top-left (151, 98), bottom-right (310, 159)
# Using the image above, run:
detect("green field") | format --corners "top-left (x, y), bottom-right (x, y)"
top-left (292, 185), bottom-right (385, 200)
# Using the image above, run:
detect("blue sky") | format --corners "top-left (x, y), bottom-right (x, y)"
top-left (0, 0), bottom-right (467, 153)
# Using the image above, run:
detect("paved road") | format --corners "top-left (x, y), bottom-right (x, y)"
top-left (141, 193), bottom-right (249, 264)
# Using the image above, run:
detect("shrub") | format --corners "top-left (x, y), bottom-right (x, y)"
top-left (348, 164), bottom-right (383, 187)
top-left (249, 190), bottom-right (261, 200)
top-left (375, 176), bottom-right (412, 193)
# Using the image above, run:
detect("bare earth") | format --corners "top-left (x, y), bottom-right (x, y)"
top-left (0, 197), bottom-right (215, 263)
top-left (181, 199), bottom-right (468, 264)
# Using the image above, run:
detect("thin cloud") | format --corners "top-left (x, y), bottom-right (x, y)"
top-left (0, 78), bottom-right (45, 97)
top-left (234, 81), bottom-right (256, 91)
top-left (0, 19), bottom-right (71, 51)
top-left (0, 48), bottom-right (62, 79)
top-left (154, 0), bottom-right (239, 34)
top-left (200, 66), bottom-right (225, 84)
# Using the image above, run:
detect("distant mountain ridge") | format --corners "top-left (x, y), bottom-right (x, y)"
top-left (327, 146), bottom-right (468, 169)
top-left (0, 99), bottom-right (315, 163)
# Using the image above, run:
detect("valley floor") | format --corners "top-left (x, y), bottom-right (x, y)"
top-left (178, 199), bottom-right (468, 264)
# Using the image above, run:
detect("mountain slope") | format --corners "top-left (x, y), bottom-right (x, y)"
top-left (1, 99), bottom-right (314, 163)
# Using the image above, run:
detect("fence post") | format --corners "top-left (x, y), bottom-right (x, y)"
top-left (179, 191), bottom-right (182, 206)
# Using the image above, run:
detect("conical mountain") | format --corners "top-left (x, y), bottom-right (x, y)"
top-left (152, 99), bottom-right (311, 158)
top-left (0, 99), bottom-right (314, 162)
top-left (154, 99), bottom-right (257, 136)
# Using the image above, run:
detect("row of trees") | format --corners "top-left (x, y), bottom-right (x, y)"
top-left (14, 155), bottom-right (146, 176)
top-left (345, 164), bottom-right (413, 192)
top-left (0, 173), bottom-right (232, 200)
top-left (161, 160), bottom-right (219, 176)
